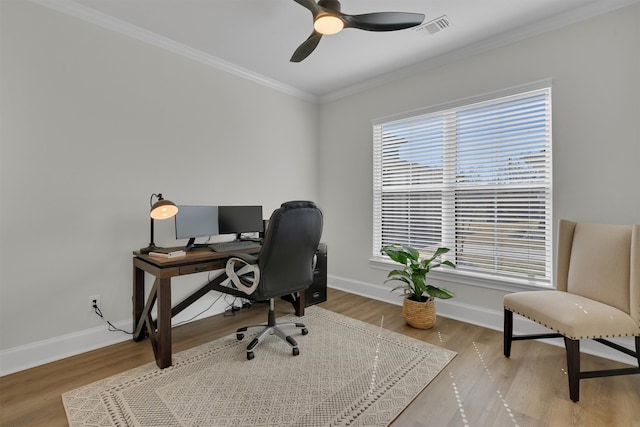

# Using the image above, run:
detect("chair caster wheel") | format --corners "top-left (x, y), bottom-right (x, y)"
top-left (293, 347), bottom-right (300, 356)
top-left (236, 333), bottom-right (244, 341)
top-left (301, 328), bottom-right (308, 335)
top-left (247, 351), bottom-right (255, 360)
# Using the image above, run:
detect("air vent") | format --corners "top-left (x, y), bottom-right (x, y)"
top-left (413, 15), bottom-right (451, 36)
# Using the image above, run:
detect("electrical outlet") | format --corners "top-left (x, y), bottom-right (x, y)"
top-left (88, 295), bottom-right (100, 312)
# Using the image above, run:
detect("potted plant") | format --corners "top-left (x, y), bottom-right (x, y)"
top-left (381, 244), bottom-right (455, 329)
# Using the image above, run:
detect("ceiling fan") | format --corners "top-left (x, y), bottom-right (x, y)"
top-left (290, 0), bottom-right (425, 62)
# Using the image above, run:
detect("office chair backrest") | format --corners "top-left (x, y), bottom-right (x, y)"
top-left (556, 219), bottom-right (639, 322)
top-left (253, 201), bottom-right (323, 301)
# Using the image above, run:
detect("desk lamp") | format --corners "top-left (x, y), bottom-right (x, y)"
top-left (139, 193), bottom-right (178, 254)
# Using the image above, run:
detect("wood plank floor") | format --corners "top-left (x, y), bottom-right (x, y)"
top-left (1, 288), bottom-right (639, 426)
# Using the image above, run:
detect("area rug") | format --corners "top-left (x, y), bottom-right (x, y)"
top-left (62, 306), bottom-right (456, 426)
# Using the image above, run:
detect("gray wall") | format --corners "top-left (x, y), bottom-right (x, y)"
top-left (0, 1), bottom-right (319, 356)
top-left (318, 4), bottom-right (639, 315)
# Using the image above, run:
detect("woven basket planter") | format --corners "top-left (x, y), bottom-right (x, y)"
top-left (402, 297), bottom-right (436, 329)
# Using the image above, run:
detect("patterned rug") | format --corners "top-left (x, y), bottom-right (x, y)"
top-left (62, 306), bottom-right (456, 426)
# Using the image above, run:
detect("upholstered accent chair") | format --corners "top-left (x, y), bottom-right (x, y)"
top-left (225, 201), bottom-right (323, 360)
top-left (503, 219), bottom-right (640, 402)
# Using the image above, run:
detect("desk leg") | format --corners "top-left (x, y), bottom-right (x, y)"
top-left (132, 265), bottom-right (146, 341)
top-left (156, 278), bottom-right (172, 368)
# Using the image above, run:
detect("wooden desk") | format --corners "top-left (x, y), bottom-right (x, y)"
top-left (132, 248), bottom-right (305, 369)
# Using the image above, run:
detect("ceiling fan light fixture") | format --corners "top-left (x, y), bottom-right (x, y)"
top-left (291, 0), bottom-right (425, 62)
top-left (314, 14), bottom-right (344, 35)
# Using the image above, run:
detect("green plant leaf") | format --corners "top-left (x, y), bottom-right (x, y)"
top-left (381, 245), bottom-right (409, 264)
top-left (384, 274), bottom-right (410, 286)
top-left (427, 246), bottom-right (450, 262)
top-left (390, 284), bottom-right (412, 294)
top-left (381, 244), bottom-right (456, 300)
top-left (425, 285), bottom-right (455, 299)
top-left (440, 260), bottom-right (456, 269)
top-left (405, 246), bottom-right (420, 261)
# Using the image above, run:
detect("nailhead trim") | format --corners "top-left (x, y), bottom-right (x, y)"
top-left (504, 306), bottom-right (640, 341)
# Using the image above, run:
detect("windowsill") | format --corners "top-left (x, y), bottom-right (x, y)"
top-left (369, 256), bottom-right (553, 294)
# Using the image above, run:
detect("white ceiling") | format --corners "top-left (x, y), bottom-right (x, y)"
top-left (43, 0), bottom-right (637, 101)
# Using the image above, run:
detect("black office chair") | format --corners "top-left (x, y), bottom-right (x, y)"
top-left (225, 201), bottom-right (323, 360)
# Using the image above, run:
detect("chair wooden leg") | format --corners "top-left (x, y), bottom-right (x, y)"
top-left (504, 309), bottom-right (513, 357)
top-left (564, 337), bottom-right (581, 402)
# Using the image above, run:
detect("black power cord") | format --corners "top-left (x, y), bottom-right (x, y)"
top-left (172, 293), bottom-right (225, 326)
top-left (92, 301), bottom-right (133, 335)
top-left (223, 296), bottom-right (254, 316)
top-left (91, 286), bottom-right (255, 332)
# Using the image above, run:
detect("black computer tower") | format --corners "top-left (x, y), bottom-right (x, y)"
top-left (305, 243), bottom-right (327, 307)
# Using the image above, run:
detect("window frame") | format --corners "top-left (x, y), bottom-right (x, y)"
top-left (371, 80), bottom-right (553, 291)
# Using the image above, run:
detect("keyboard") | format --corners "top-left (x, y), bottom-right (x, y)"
top-left (209, 240), bottom-right (261, 252)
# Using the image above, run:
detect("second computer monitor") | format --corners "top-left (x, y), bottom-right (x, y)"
top-left (218, 205), bottom-right (263, 240)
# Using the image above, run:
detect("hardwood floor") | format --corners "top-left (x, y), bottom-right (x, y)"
top-left (1, 288), bottom-right (639, 426)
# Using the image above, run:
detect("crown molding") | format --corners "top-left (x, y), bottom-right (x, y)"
top-left (29, 0), bottom-right (638, 105)
top-left (319, 0), bottom-right (640, 103)
top-left (29, 0), bottom-right (319, 103)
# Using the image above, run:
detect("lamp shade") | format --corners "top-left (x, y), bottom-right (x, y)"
top-left (150, 196), bottom-right (178, 220)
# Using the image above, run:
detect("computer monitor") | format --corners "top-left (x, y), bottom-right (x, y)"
top-left (174, 205), bottom-right (219, 251)
top-left (218, 205), bottom-right (263, 241)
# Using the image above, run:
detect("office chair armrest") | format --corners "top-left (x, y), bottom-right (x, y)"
top-left (226, 255), bottom-right (260, 295)
top-left (227, 252), bottom-right (258, 265)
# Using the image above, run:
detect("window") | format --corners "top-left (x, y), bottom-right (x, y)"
top-left (373, 82), bottom-right (552, 287)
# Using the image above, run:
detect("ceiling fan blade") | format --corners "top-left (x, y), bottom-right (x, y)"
top-left (290, 31), bottom-right (323, 62)
top-left (343, 12), bottom-right (425, 31)
top-left (293, 0), bottom-right (319, 15)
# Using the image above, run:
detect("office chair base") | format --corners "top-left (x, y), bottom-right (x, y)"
top-left (237, 323), bottom-right (307, 360)
top-left (236, 299), bottom-right (308, 360)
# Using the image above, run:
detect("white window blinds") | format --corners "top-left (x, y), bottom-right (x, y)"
top-left (373, 85), bottom-right (552, 286)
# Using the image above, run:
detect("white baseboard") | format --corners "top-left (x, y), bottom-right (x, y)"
top-left (328, 274), bottom-right (638, 366)
top-left (0, 320), bottom-right (132, 376)
top-left (0, 297), bottom-right (229, 376)
top-left (2, 276), bottom-right (636, 376)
